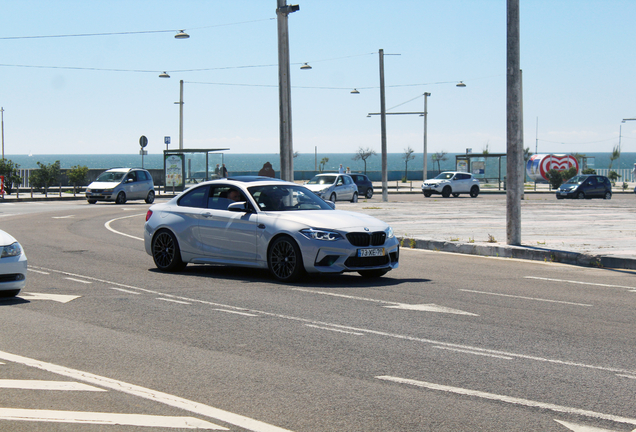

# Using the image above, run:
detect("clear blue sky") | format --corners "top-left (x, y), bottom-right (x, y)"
top-left (1, 0), bottom-right (635, 156)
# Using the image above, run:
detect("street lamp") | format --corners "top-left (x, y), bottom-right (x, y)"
top-left (175, 80), bottom-right (184, 150)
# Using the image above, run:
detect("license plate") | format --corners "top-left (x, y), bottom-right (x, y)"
top-left (358, 248), bottom-right (385, 258)
top-left (559, 192), bottom-right (567, 195)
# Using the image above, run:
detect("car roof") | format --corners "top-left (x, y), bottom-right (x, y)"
top-left (194, 177), bottom-right (294, 188)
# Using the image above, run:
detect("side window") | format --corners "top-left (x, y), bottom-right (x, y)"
top-left (337, 176), bottom-right (344, 186)
top-left (138, 171), bottom-right (148, 181)
top-left (127, 171), bottom-right (138, 182)
top-left (178, 186), bottom-right (208, 208)
top-left (207, 186), bottom-right (245, 209)
top-left (344, 176), bottom-right (352, 185)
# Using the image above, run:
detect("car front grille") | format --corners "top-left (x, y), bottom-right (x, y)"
top-left (345, 255), bottom-right (390, 268)
top-left (346, 232), bottom-right (386, 247)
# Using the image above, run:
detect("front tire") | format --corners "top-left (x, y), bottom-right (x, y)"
top-left (115, 191), bottom-right (127, 204)
top-left (358, 269), bottom-right (389, 278)
top-left (87, 200), bottom-right (96, 204)
top-left (577, 192), bottom-right (585, 199)
top-left (350, 192), bottom-right (358, 203)
top-left (268, 236), bottom-right (305, 282)
top-left (145, 190), bottom-right (155, 204)
top-left (329, 193), bottom-right (337, 202)
top-left (423, 192), bottom-right (432, 198)
top-left (152, 230), bottom-right (187, 272)
top-left (441, 186), bottom-right (451, 198)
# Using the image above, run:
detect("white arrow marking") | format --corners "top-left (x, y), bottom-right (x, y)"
top-left (384, 303), bottom-right (479, 316)
top-left (52, 215), bottom-right (75, 219)
top-left (105, 214), bottom-right (145, 241)
top-left (19, 293), bottom-right (80, 303)
top-left (292, 288), bottom-right (478, 316)
top-left (0, 380), bottom-right (105, 391)
top-left (554, 419), bottom-right (624, 432)
top-left (0, 408), bottom-right (226, 429)
top-left (376, 376), bottom-right (636, 426)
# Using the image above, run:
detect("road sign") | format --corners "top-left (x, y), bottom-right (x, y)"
top-left (139, 136), bottom-right (148, 148)
top-left (164, 136), bottom-right (170, 145)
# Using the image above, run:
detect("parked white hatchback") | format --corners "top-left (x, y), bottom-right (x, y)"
top-left (422, 171), bottom-right (480, 198)
top-left (0, 229), bottom-right (27, 298)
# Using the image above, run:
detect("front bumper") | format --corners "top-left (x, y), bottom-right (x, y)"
top-left (303, 238), bottom-right (400, 274)
top-left (0, 254), bottom-right (27, 293)
top-left (86, 192), bottom-right (114, 201)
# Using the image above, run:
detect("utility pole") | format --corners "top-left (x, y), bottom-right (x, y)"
top-left (507, 0), bottom-right (522, 245)
top-left (0, 107), bottom-right (4, 159)
top-left (423, 93), bottom-right (430, 181)
top-left (276, 0), bottom-right (299, 182)
top-left (178, 80), bottom-right (184, 150)
top-left (379, 49), bottom-right (388, 202)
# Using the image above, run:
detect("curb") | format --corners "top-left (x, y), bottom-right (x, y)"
top-left (400, 237), bottom-right (636, 271)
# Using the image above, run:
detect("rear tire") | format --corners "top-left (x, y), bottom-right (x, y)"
top-left (365, 188), bottom-right (373, 199)
top-left (452, 193), bottom-right (460, 198)
top-left (152, 230), bottom-right (187, 272)
top-left (470, 186), bottom-right (479, 198)
top-left (268, 236), bottom-right (305, 283)
top-left (604, 191), bottom-right (612, 200)
top-left (350, 192), bottom-right (358, 203)
top-left (145, 190), bottom-right (155, 204)
top-left (87, 200), bottom-right (96, 204)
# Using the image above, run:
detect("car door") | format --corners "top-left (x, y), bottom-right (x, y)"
top-left (197, 185), bottom-right (258, 262)
top-left (342, 175), bottom-right (356, 198)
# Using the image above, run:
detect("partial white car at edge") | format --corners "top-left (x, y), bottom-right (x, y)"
top-left (0, 229), bottom-right (27, 297)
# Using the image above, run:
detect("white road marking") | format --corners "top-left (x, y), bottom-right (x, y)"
top-left (433, 346), bottom-right (513, 360)
top-left (29, 265), bottom-right (636, 377)
top-left (292, 288), bottom-right (478, 316)
top-left (104, 213), bottom-right (145, 241)
top-left (0, 350), bottom-right (295, 432)
top-left (157, 298), bottom-right (191, 305)
top-left (375, 376), bottom-right (636, 427)
top-left (213, 308), bottom-right (259, 317)
top-left (19, 293), bottom-right (80, 303)
top-left (0, 408), bottom-right (226, 429)
top-left (459, 289), bottom-right (593, 307)
top-left (0, 380), bottom-right (105, 391)
top-left (108, 287), bottom-right (141, 295)
top-left (616, 374), bottom-right (636, 380)
top-left (554, 419), bottom-right (624, 432)
top-left (52, 215), bottom-right (75, 219)
top-left (28, 269), bottom-right (49, 275)
top-left (65, 277), bottom-right (92, 284)
top-left (305, 324), bottom-right (364, 336)
top-left (525, 276), bottom-right (636, 291)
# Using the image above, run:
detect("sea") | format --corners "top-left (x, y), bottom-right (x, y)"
top-left (4, 152), bottom-right (633, 173)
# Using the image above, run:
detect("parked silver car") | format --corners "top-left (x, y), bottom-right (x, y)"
top-left (144, 177), bottom-right (399, 282)
top-left (86, 168), bottom-right (155, 204)
top-left (304, 173), bottom-right (359, 203)
top-left (422, 171), bottom-right (480, 198)
top-left (0, 229), bottom-right (27, 298)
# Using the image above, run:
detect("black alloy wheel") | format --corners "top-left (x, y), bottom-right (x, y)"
top-left (268, 236), bottom-right (305, 282)
top-left (152, 230), bottom-right (186, 272)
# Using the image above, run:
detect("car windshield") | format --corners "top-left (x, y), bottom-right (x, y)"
top-left (96, 171), bottom-right (126, 182)
top-left (564, 175), bottom-right (586, 185)
top-left (249, 185), bottom-right (333, 211)
top-left (434, 172), bottom-right (455, 180)
top-left (306, 175), bottom-right (336, 185)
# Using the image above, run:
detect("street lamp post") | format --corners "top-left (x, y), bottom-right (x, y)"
top-left (175, 80), bottom-right (184, 150)
top-left (0, 107), bottom-right (4, 159)
top-left (422, 92), bottom-right (430, 181)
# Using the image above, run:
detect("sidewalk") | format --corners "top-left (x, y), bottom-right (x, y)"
top-left (2, 186), bottom-right (635, 271)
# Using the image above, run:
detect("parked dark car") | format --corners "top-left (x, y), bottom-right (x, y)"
top-left (349, 173), bottom-right (373, 199)
top-left (556, 175), bottom-right (612, 200)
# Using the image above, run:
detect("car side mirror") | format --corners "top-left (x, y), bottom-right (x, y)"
top-left (228, 201), bottom-right (251, 213)
top-left (325, 200), bottom-right (336, 209)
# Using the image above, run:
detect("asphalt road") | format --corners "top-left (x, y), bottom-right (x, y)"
top-left (0, 200), bottom-right (635, 431)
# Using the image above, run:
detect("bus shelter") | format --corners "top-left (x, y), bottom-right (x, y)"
top-left (456, 153), bottom-right (507, 190)
top-left (163, 148), bottom-right (228, 192)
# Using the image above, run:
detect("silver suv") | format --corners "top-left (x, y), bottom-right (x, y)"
top-left (86, 168), bottom-right (155, 204)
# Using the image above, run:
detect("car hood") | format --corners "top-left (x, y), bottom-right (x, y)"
top-left (304, 184), bottom-right (332, 192)
top-left (269, 210), bottom-right (388, 231)
top-left (423, 179), bottom-right (447, 185)
top-left (0, 229), bottom-right (18, 247)
top-left (87, 181), bottom-right (121, 189)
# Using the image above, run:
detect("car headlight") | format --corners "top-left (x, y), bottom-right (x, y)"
top-left (386, 226), bottom-right (394, 239)
top-left (300, 228), bottom-right (343, 241)
top-left (1, 242), bottom-right (22, 258)
top-left (102, 189), bottom-right (114, 194)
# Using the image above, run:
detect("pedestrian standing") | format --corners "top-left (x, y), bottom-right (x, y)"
top-left (339, 164), bottom-right (345, 174)
top-left (221, 164), bottom-right (228, 178)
